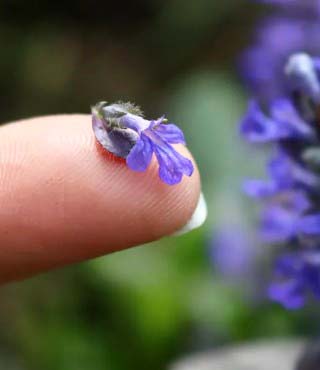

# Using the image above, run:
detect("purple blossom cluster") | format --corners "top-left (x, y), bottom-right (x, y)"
top-left (240, 0), bottom-right (320, 103)
top-left (241, 53), bottom-right (320, 309)
top-left (92, 102), bottom-right (193, 186)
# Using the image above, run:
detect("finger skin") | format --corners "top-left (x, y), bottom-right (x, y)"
top-left (0, 115), bottom-right (200, 282)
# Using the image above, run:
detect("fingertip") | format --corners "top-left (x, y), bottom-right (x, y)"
top-left (0, 114), bottom-right (202, 281)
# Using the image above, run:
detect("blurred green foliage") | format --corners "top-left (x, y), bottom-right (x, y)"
top-left (0, 1), bottom-right (316, 369)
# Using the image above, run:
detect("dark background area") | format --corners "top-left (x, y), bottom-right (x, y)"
top-left (0, 0), bottom-right (256, 121)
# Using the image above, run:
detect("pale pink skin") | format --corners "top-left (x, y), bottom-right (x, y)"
top-left (0, 115), bottom-right (200, 282)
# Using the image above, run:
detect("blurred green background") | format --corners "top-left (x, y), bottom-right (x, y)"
top-left (0, 1), bottom-right (317, 370)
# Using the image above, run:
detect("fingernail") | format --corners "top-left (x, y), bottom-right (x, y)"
top-left (173, 192), bottom-right (207, 236)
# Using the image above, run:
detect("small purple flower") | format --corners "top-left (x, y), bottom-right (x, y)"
top-left (240, 99), bottom-right (314, 142)
top-left (241, 52), bottom-right (320, 308)
top-left (269, 252), bottom-right (320, 309)
top-left (239, 15), bottom-right (320, 102)
top-left (92, 101), bottom-right (194, 185)
top-left (260, 206), bottom-right (300, 242)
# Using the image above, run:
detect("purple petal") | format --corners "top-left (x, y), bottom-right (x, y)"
top-left (268, 151), bottom-right (320, 189)
top-left (274, 253), bottom-right (303, 277)
top-left (152, 138), bottom-right (193, 185)
top-left (269, 251), bottom-right (320, 309)
top-left (244, 178), bottom-right (311, 211)
top-left (269, 253), bottom-right (305, 309)
top-left (297, 214), bottom-right (320, 236)
top-left (120, 113), bottom-right (150, 132)
top-left (126, 133), bottom-right (153, 172)
top-left (243, 179), bottom-right (279, 198)
top-left (260, 206), bottom-right (298, 242)
top-left (268, 280), bottom-right (305, 309)
top-left (155, 123), bottom-right (186, 144)
top-left (270, 98), bottom-right (314, 139)
top-left (277, 191), bottom-right (311, 213)
top-left (240, 99), bottom-right (314, 143)
top-left (240, 100), bottom-right (289, 142)
top-left (268, 152), bottom-right (293, 186)
top-left (313, 56), bottom-right (320, 71)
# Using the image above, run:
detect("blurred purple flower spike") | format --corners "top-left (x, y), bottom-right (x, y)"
top-left (241, 53), bottom-right (320, 309)
top-left (92, 101), bottom-right (193, 185)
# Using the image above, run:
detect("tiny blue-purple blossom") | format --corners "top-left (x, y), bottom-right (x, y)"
top-left (240, 99), bottom-right (314, 142)
top-left (269, 252), bottom-right (320, 309)
top-left (92, 101), bottom-right (194, 185)
top-left (239, 15), bottom-right (320, 102)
